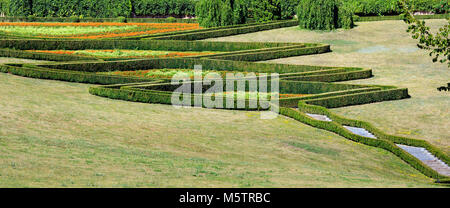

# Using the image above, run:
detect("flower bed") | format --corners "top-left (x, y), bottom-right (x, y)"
top-left (27, 50), bottom-right (217, 59)
top-left (99, 69), bottom-right (262, 79)
top-left (0, 22), bottom-right (201, 39)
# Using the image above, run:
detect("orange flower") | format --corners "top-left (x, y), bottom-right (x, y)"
top-left (1, 22), bottom-right (201, 39)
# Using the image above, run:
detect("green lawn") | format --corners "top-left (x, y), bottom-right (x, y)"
top-left (210, 19), bottom-right (450, 155)
top-left (0, 70), bottom-right (444, 187)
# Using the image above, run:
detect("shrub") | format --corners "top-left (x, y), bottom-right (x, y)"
top-left (68, 15), bottom-right (80, 23)
top-left (117, 16), bottom-right (127, 23)
top-left (26, 14), bottom-right (37, 22)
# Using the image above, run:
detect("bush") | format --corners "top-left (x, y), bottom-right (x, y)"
top-left (196, 0), bottom-right (248, 28)
top-left (117, 16), bottom-right (127, 23)
top-left (68, 15), bottom-right (80, 23)
top-left (26, 14), bottom-right (36, 22)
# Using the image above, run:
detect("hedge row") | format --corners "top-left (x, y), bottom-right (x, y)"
top-left (355, 13), bottom-right (450, 22)
top-left (131, 0), bottom-right (196, 17)
top-left (279, 87), bottom-right (381, 108)
top-left (38, 58), bottom-right (332, 74)
top-left (283, 69), bottom-right (373, 82)
top-left (208, 45), bottom-right (331, 62)
top-left (89, 84), bottom-right (270, 111)
top-left (0, 64), bottom-right (161, 85)
top-left (294, 103), bottom-right (450, 179)
top-left (6, 0), bottom-right (132, 18)
top-left (0, 16), bottom-right (197, 23)
top-left (280, 107), bottom-right (449, 180)
top-left (0, 48), bottom-right (98, 61)
top-left (150, 20), bottom-right (299, 40)
top-left (343, 0), bottom-right (449, 16)
top-left (303, 88), bottom-right (410, 108)
top-left (0, 39), bottom-right (301, 52)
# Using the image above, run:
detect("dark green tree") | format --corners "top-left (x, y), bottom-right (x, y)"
top-left (196, 0), bottom-right (247, 28)
top-left (297, 0), bottom-right (355, 30)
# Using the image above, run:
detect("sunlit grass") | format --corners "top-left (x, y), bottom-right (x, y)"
top-left (0, 69), bottom-right (441, 187)
top-left (209, 19), bottom-right (450, 154)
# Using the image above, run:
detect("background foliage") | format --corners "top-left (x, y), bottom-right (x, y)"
top-left (196, 0), bottom-right (247, 28)
top-left (0, 0), bottom-right (448, 19)
top-left (343, 0), bottom-right (448, 16)
top-left (297, 0), bottom-right (355, 30)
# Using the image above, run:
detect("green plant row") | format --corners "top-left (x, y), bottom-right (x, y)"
top-left (38, 57), bottom-right (333, 73)
top-left (302, 88), bottom-right (410, 108)
top-left (278, 87), bottom-right (380, 108)
top-left (0, 39), bottom-right (300, 52)
top-left (207, 45), bottom-right (330, 62)
top-left (355, 13), bottom-right (450, 22)
top-left (150, 20), bottom-right (299, 40)
top-left (0, 48), bottom-right (98, 61)
top-left (290, 103), bottom-right (450, 181)
top-left (283, 69), bottom-right (373, 82)
top-left (0, 16), bottom-right (197, 23)
top-left (89, 84), bottom-right (269, 111)
top-left (0, 64), bottom-right (160, 85)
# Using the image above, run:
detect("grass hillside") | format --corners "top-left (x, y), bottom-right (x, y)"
top-left (0, 67), bottom-right (442, 187)
top-left (209, 19), bottom-right (449, 155)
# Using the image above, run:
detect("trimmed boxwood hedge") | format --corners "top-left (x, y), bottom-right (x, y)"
top-left (151, 20), bottom-right (299, 40)
top-left (303, 88), bottom-right (410, 108)
top-left (0, 16), bottom-right (197, 23)
top-left (0, 64), bottom-right (161, 85)
top-left (291, 103), bottom-right (450, 180)
top-left (280, 107), bottom-right (449, 180)
top-left (0, 39), bottom-right (309, 52)
top-left (0, 48), bottom-right (98, 61)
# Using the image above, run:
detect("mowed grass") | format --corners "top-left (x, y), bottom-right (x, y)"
top-left (0, 67), bottom-right (444, 187)
top-left (209, 19), bottom-right (450, 155)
